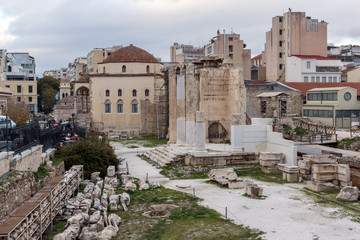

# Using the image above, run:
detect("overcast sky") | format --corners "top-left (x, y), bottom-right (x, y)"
top-left (0, 0), bottom-right (359, 76)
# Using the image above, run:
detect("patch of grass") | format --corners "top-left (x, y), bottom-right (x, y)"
top-left (111, 136), bottom-right (168, 148)
top-left (235, 165), bottom-right (288, 184)
top-left (116, 186), bottom-right (264, 240)
top-left (78, 183), bottom-right (86, 193)
top-left (302, 188), bottom-right (360, 223)
top-left (33, 163), bottom-right (49, 182)
top-left (338, 136), bottom-right (360, 150)
top-left (44, 220), bottom-right (66, 240)
top-left (50, 156), bottom-right (63, 166)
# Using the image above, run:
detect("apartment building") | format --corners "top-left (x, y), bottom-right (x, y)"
top-left (205, 30), bottom-right (251, 79)
top-left (170, 43), bottom-right (205, 63)
top-left (66, 57), bottom-right (87, 81)
top-left (285, 55), bottom-right (342, 83)
top-left (264, 9), bottom-right (328, 82)
top-left (0, 51), bottom-right (37, 113)
top-left (43, 70), bottom-right (61, 80)
top-left (87, 46), bottom-right (122, 74)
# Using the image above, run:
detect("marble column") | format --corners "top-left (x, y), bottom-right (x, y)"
top-left (176, 75), bottom-right (186, 144)
top-left (230, 113), bottom-right (244, 151)
top-left (195, 111), bottom-right (206, 150)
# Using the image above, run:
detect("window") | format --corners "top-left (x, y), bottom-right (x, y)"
top-left (328, 77), bottom-right (333, 82)
top-left (229, 37), bottom-right (233, 41)
top-left (145, 89), bottom-right (150, 96)
top-left (29, 97), bottom-right (32, 102)
top-left (229, 54), bottom-right (233, 59)
top-left (279, 41), bottom-right (283, 47)
top-left (105, 100), bottom-right (111, 113)
top-left (105, 89), bottom-right (110, 97)
top-left (308, 92), bottom-right (338, 101)
top-left (103, 67), bottom-right (106, 73)
top-left (118, 89), bottom-right (122, 96)
top-left (306, 61), bottom-right (311, 69)
top-left (279, 64), bottom-right (282, 70)
top-left (316, 76), bottom-right (320, 82)
top-left (304, 76), bottom-right (309, 82)
top-left (279, 17), bottom-right (283, 22)
top-left (132, 100), bottom-right (138, 113)
top-left (304, 109), bottom-right (333, 118)
top-left (322, 76), bottom-right (326, 82)
top-left (311, 76), bottom-right (315, 82)
top-left (17, 85), bottom-right (21, 93)
top-left (279, 29), bottom-right (283, 35)
top-left (122, 65), bottom-right (126, 73)
top-left (280, 101), bottom-right (287, 114)
top-left (5, 85), bottom-right (9, 88)
top-left (333, 76), bottom-right (337, 82)
top-left (29, 85), bottom-right (33, 93)
top-left (260, 101), bottom-right (266, 113)
top-left (146, 65), bottom-right (150, 73)
top-left (132, 89), bottom-right (137, 97)
top-left (17, 97), bottom-right (21, 102)
top-left (279, 52), bottom-right (283, 58)
top-left (229, 45), bottom-right (233, 52)
top-left (117, 100), bottom-right (123, 113)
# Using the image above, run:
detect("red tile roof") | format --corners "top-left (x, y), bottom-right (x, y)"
top-left (291, 55), bottom-right (339, 60)
top-left (341, 67), bottom-right (359, 74)
top-left (251, 54), bottom-right (262, 60)
top-left (282, 82), bottom-right (360, 96)
top-left (103, 45), bottom-right (158, 63)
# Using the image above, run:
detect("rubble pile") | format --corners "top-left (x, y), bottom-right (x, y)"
top-left (208, 168), bottom-right (244, 189)
top-left (54, 164), bottom-right (160, 240)
top-left (303, 155), bottom-right (352, 192)
top-left (259, 152), bottom-right (284, 174)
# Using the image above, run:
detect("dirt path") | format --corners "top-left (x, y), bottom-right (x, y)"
top-left (112, 142), bottom-right (360, 240)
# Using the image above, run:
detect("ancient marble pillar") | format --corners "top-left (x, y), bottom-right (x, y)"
top-left (176, 75), bottom-right (186, 144)
top-left (185, 68), bottom-right (196, 146)
top-left (195, 111), bottom-right (206, 150)
top-left (230, 113), bottom-right (244, 151)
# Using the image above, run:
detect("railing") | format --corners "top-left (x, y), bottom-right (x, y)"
top-left (293, 119), bottom-right (336, 135)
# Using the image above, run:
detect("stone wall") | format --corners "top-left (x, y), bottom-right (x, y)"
top-left (0, 171), bottom-right (36, 221)
top-left (0, 151), bottom-right (13, 177)
top-left (13, 145), bottom-right (44, 172)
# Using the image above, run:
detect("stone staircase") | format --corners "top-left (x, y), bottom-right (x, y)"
top-left (145, 145), bottom-right (188, 167)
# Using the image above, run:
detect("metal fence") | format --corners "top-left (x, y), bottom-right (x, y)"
top-left (0, 120), bottom-right (63, 155)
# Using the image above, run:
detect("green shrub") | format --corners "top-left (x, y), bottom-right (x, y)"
top-left (55, 136), bottom-right (118, 179)
top-left (33, 163), bottom-right (49, 182)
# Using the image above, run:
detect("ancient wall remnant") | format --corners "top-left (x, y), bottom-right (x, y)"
top-left (168, 56), bottom-right (246, 143)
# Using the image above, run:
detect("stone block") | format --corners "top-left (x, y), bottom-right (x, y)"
top-left (336, 186), bottom-right (359, 202)
top-left (313, 172), bottom-right (338, 182)
top-left (312, 164), bottom-right (338, 174)
top-left (260, 160), bottom-right (280, 167)
top-left (286, 173), bottom-right (298, 182)
top-left (340, 181), bottom-right (352, 188)
top-left (244, 182), bottom-right (263, 198)
top-left (306, 181), bottom-right (337, 192)
top-left (228, 179), bottom-right (244, 189)
top-left (300, 169), bottom-right (311, 175)
top-left (298, 160), bottom-right (311, 170)
top-left (107, 166), bottom-right (116, 177)
top-left (303, 155), bottom-right (337, 164)
top-left (261, 166), bottom-right (282, 174)
top-left (259, 152), bottom-right (283, 161)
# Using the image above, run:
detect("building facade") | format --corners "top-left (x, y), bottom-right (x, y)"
top-left (87, 46), bottom-right (122, 74)
top-left (0, 51), bottom-right (37, 113)
top-left (170, 43), bottom-right (205, 63)
top-left (205, 31), bottom-right (251, 79)
top-left (285, 55), bottom-right (342, 82)
top-left (342, 67), bottom-right (360, 82)
top-left (251, 53), bottom-right (266, 81)
top-left (264, 9), bottom-right (328, 82)
top-left (302, 87), bottom-right (360, 128)
top-left (74, 45), bottom-right (166, 136)
top-left (168, 56), bottom-right (247, 144)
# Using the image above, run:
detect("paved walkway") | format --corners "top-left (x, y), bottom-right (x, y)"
top-left (112, 142), bottom-right (360, 240)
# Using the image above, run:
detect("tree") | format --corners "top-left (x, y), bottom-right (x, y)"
top-left (55, 136), bottom-right (118, 179)
top-left (37, 76), bottom-right (60, 112)
top-left (6, 101), bottom-right (30, 125)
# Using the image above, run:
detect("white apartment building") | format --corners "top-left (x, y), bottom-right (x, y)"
top-left (285, 55), bottom-right (342, 83)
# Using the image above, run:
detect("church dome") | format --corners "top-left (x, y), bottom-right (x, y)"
top-left (103, 44), bottom-right (158, 63)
